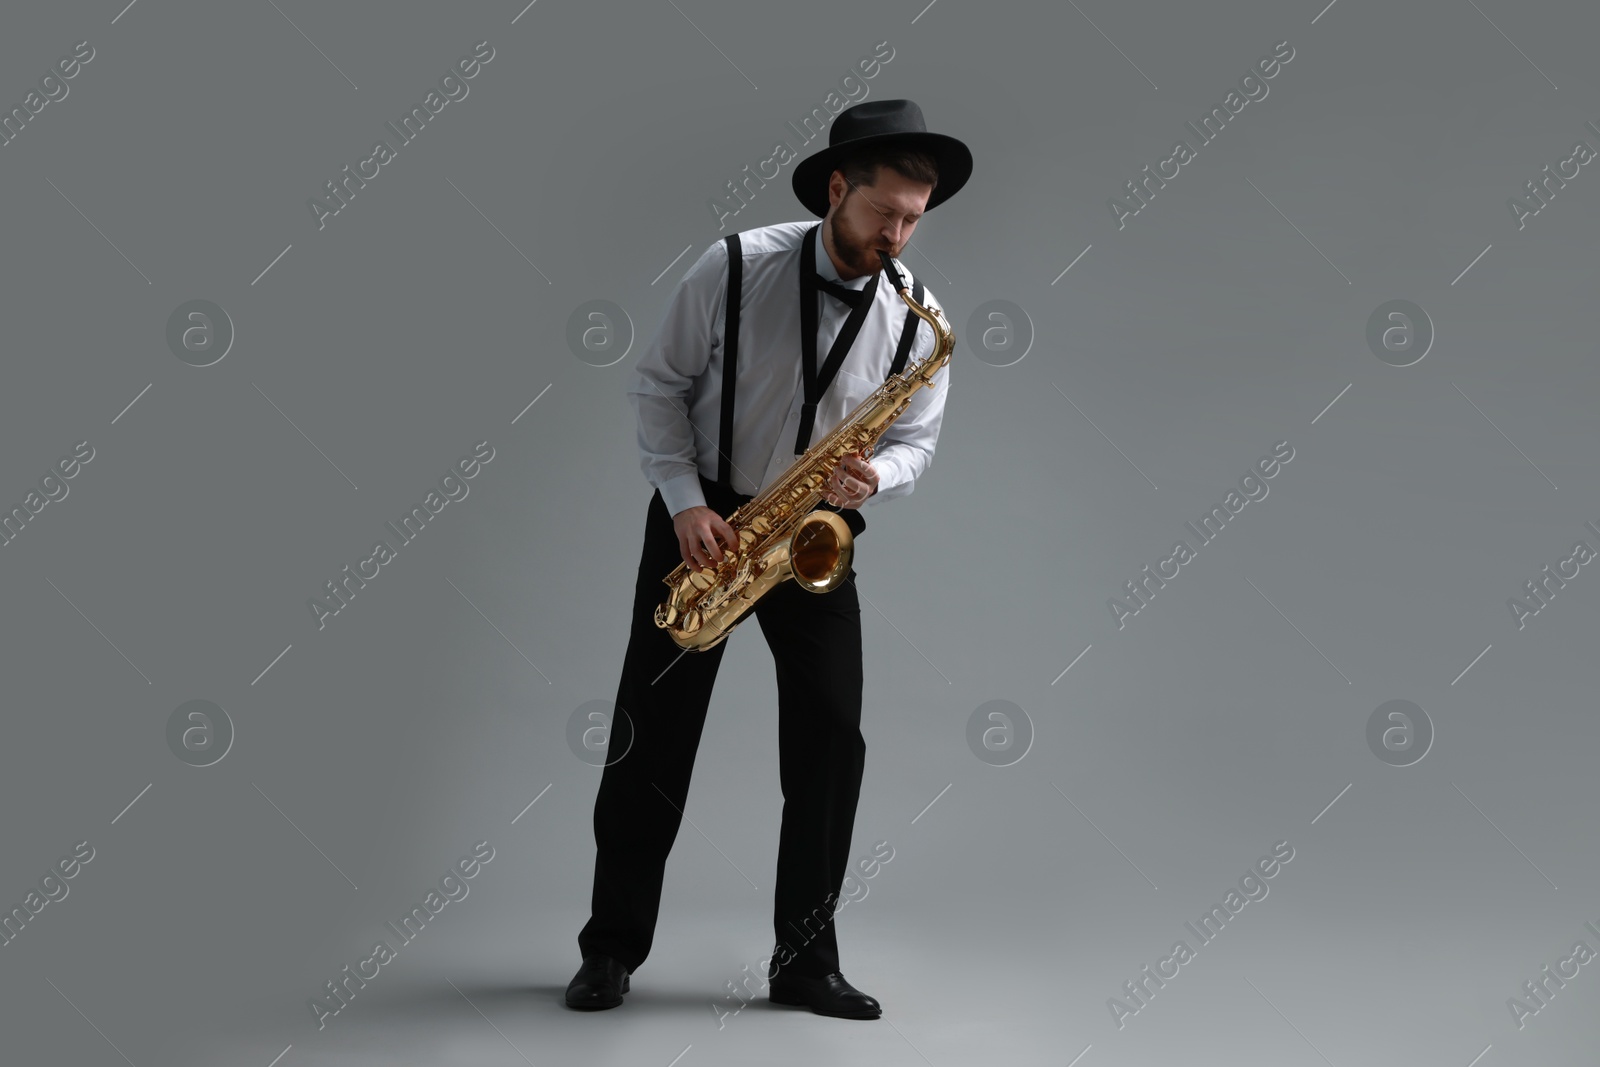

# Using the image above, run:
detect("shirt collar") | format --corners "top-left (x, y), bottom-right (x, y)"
top-left (814, 224), bottom-right (870, 290)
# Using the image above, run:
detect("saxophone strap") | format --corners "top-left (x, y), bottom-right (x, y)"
top-left (797, 222), bottom-right (879, 455)
top-left (713, 226), bottom-right (926, 490)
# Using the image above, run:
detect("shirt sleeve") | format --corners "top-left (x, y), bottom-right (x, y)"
top-left (625, 239), bottom-right (728, 518)
top-left (865, 290), bottom-right (949, 507)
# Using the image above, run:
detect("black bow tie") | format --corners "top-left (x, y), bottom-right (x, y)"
top-left (814, 273), bottom-right (867, 308)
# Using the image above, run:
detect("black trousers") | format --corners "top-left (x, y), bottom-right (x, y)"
top-left (578, 473), bottom-right (867, 979)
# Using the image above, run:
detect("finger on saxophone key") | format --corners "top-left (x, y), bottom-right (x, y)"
top-left (716, 518), bottom-right (737, 559)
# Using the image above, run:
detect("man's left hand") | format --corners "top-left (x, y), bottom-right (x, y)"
top-left (825, 452), bottom-right (878, 509)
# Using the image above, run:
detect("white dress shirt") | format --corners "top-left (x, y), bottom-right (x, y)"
top-left (627, 221), bottom-right (950, 518)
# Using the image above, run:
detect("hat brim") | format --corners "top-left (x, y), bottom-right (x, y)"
top-left (790, 130), bottom-right (972, 218)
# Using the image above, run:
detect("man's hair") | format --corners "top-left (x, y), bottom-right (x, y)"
top-left (835, 145), bottom-right (940, 195)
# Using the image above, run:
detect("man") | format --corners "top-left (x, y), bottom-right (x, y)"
top-left (568, 99), bottom-right (971, 1019)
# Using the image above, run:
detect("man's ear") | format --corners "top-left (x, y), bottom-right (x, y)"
top-left (827, 170), bottom-right (851, 210)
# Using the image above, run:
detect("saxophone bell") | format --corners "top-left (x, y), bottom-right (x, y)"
top-left (788, 510), bottom-right (854, 594)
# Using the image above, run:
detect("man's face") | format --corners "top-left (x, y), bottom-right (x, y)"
top-left (826, 165), bottom-right (933, 278)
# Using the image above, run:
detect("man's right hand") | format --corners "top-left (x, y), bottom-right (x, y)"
top-left (672, 505), bottom-right (740, 570)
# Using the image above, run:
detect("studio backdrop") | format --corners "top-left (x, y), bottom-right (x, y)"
top-left (1, 1), bottom-right (1597, 1065)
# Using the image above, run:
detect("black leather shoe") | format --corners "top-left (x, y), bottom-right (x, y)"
top-left (768, 969), bottom-right (881, 1019)
top-left (564, 953), bottom-right (631, 1010)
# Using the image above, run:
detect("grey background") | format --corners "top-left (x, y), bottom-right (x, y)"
top-left (2, 0), bottom-right (1597, 1064)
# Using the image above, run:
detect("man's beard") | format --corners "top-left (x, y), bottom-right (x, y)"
top-left (830, 203), bottom-right (890, 277)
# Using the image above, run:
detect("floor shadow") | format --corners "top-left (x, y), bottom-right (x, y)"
top-left (348, 975), bottom-right (792, 1021)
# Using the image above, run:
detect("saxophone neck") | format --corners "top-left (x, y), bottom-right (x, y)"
top-left (876, 251), bottom-right (952, 382)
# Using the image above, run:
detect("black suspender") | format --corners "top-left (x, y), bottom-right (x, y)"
top-left (716, 233), bottom-right (742, 490)
top-left (712, 228), bottom-right (925, 492)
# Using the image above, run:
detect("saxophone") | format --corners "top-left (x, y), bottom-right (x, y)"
top-left (654, 251), bottom-right (953, 651)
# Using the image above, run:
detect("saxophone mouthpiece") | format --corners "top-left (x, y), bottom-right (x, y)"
top-left (878, 251), bottom-right (907, 293)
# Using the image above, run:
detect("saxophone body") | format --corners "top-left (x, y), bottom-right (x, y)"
top-left (653, 252), bottom-right (953, 652)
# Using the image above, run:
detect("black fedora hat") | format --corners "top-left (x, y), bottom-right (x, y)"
top-left (790, 98), bottom-right (972, 218)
